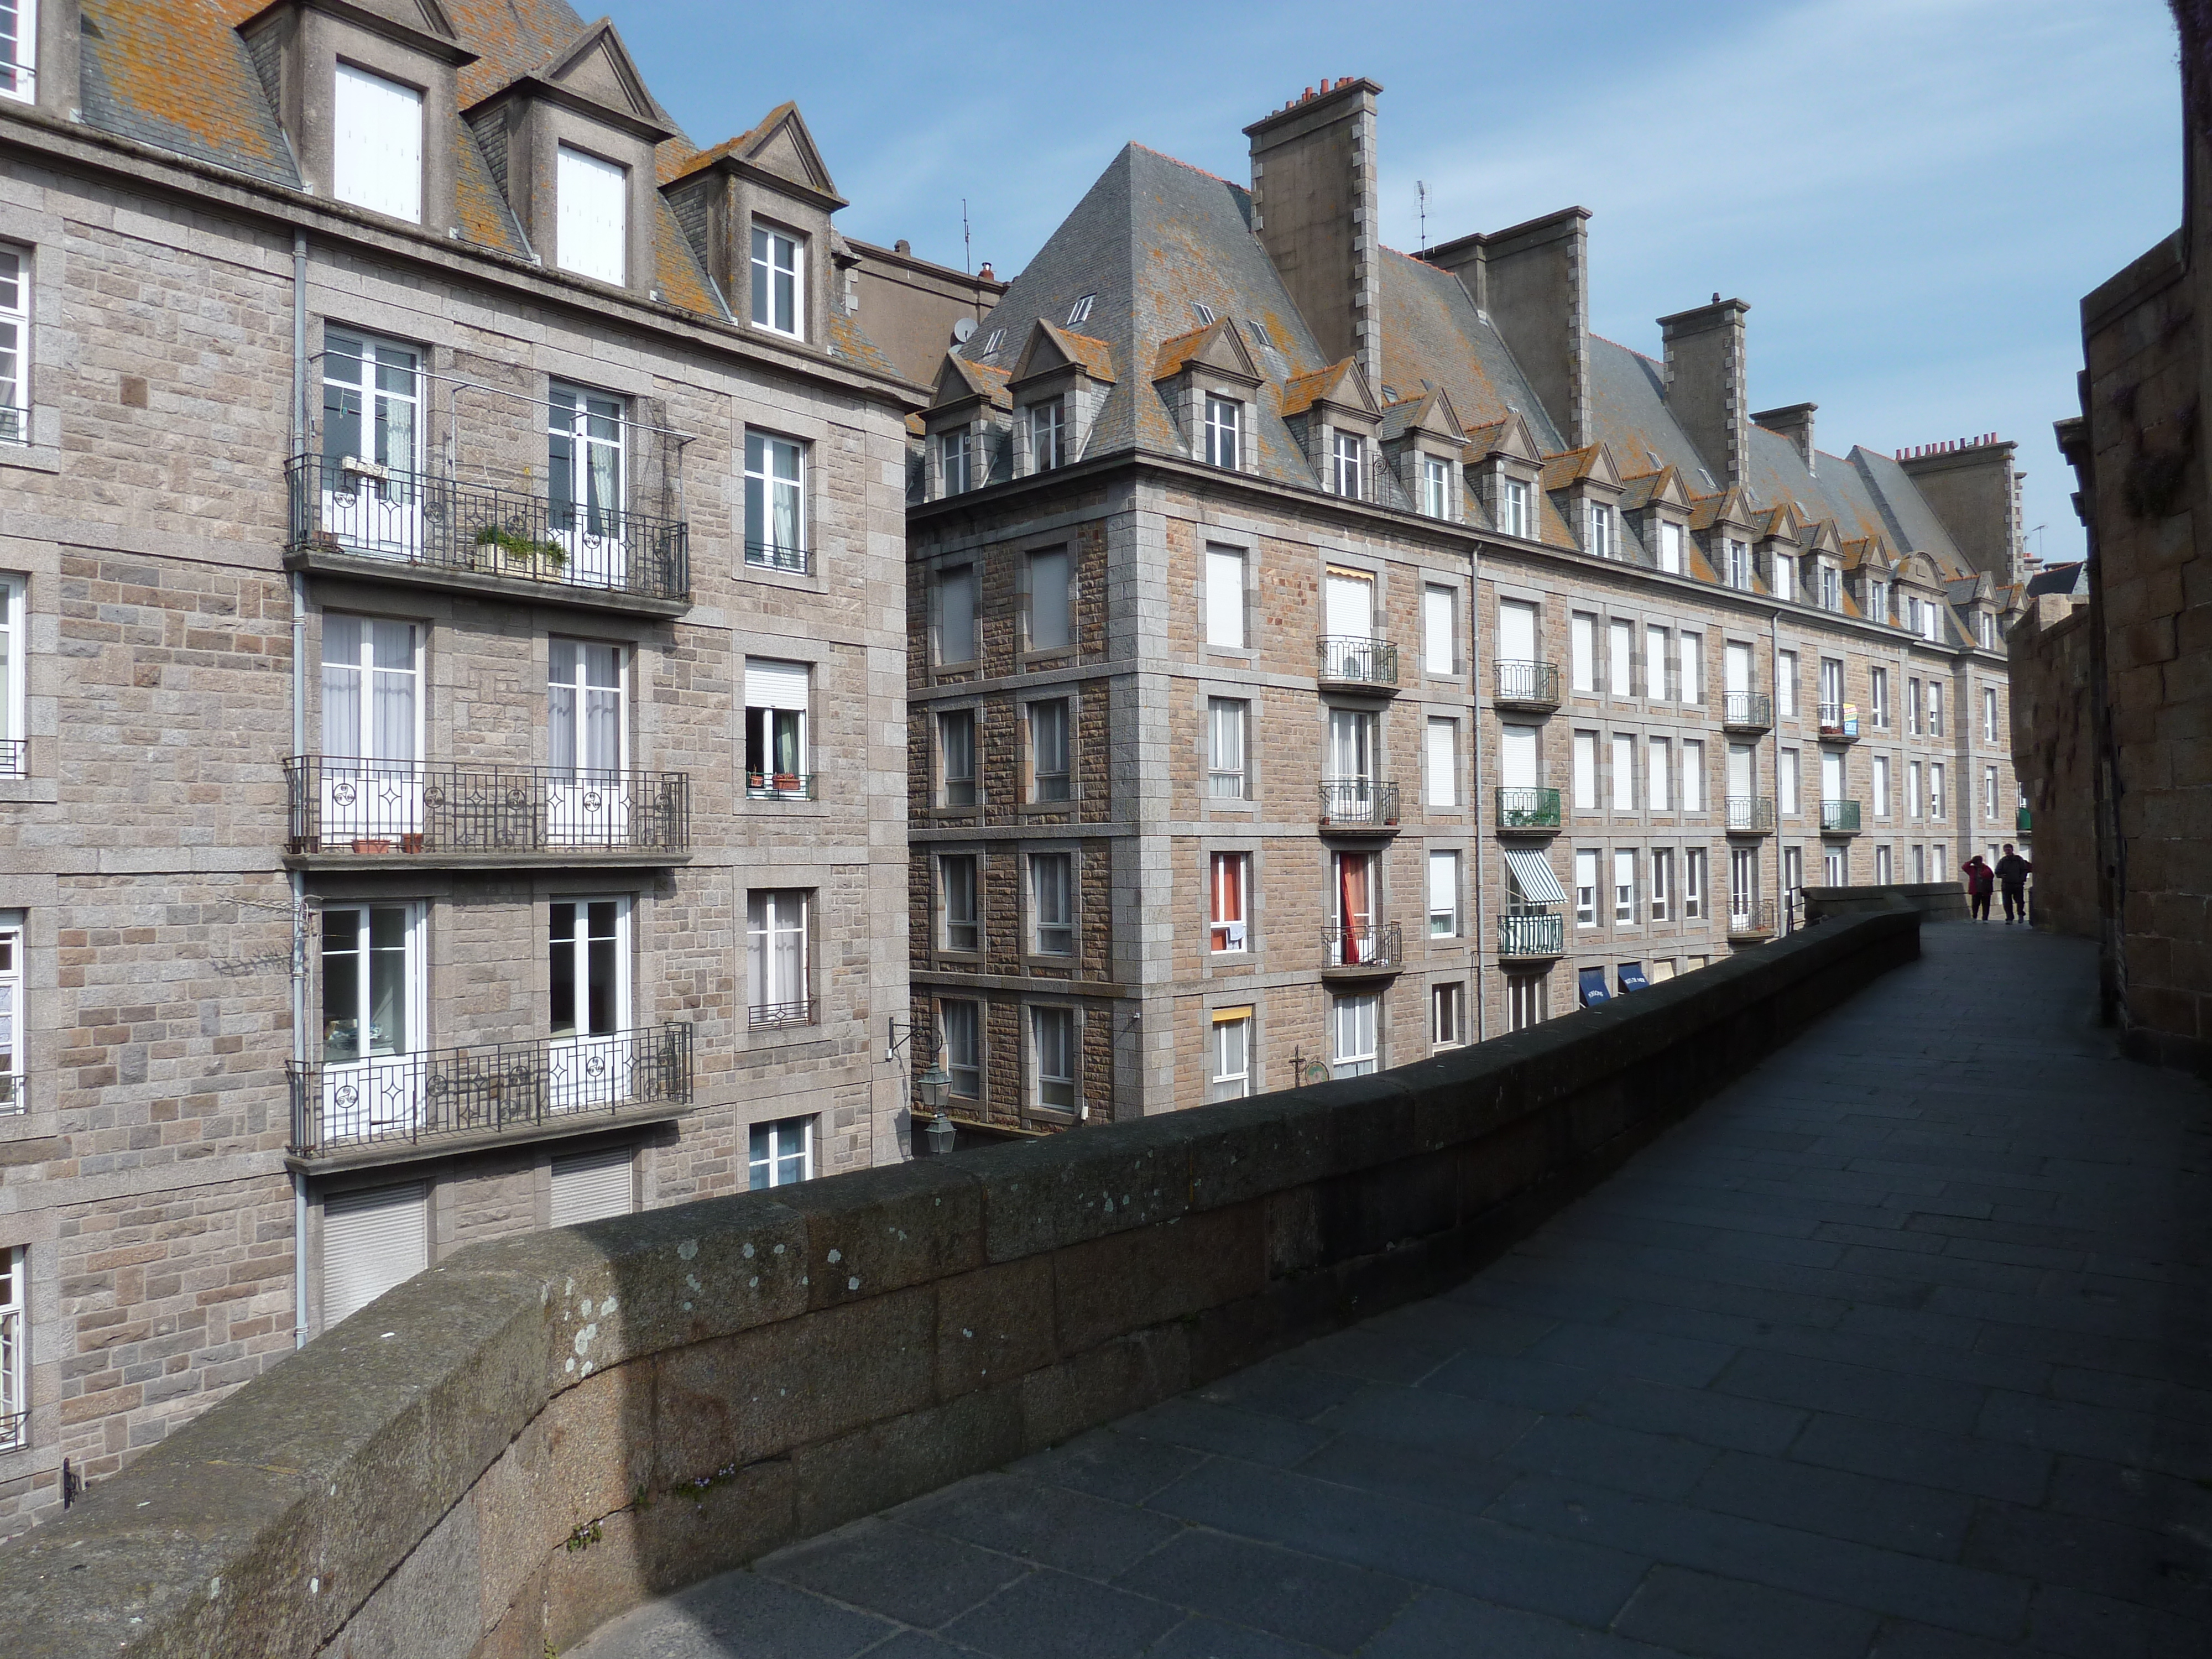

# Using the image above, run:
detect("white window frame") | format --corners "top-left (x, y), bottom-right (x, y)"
top-left (742, 656), bottom-right (808, 796)
top-left (1983, 765), bottom-right (1999, 822)
top-left (1031, 1004), bottom-right (1078, 1112)
top-left (1507, 973), bottom-right (1547, 1032)
top-left (1609, 619), bottom-right (1633, 697)
top-left (1574, 849), bottom-right (1599, 927)
top-left (1984, 686), bottom-right (2000, 743)
top-left (750, 224), bottom-right (804, 337)
top-left (1427, 849), bottom-right (1460, 939)
top-left (1209, 850), bottom-right (1250, 954)
top-left (1, 0), bottom-right (34, 105)
top-left (1330, 992), bottom-right (1379, 1078)
top-left (1573, 731), bottom-right (1599, 812)
top-left (744, 432), bottom-right (807, 570)
top-left (1870, 666), bottom-right (1890, 729)
top-left (1679, 633), bottom-right (1703, 705)
top-left (332, 61), bottom-right (425, 225)
top-left (1422, 455), bottom-right (1452, 519)
top-left (1426, 717), bottom-right (1459, 808)
top-left (0, 1243), bottom-right (22, 1451)
top-left (1650, 847), bottom-right (1672, 921)
top-left (1570, 613), bottom-right (1598, 693)
top-left (1873, 755), bottom-right (1891, 820)
top-left (1030, 398), bottom-right (1066, 473)
top-left (0, 243), bottom-right (27, 445)
top-left (1207, 697), bottom-right (1248, 800)
top-left (1423, 585), bottom-right (1457, 676)
top-left (1610, 733), bottom-right (1635, 812)
top-left (1727, 540), bottom-right (1751, 591)
top-left (1498, 474), bottom-right (1530, 539)
top-left (1430, 982), bottom-right (1465, 1050)
top-left (1931, 763), bottom-right (1947, 821)
top-left (555, 143), bottom-right (628, 285)
top-left (0, 916), bottom-right (19, 1110)
top-left (748, 1115), bottom-right (813, 1189)
top-left (938, 852), bottom-right (980, 953)
top-left (1658, 520), bottom-right (1684, 574)
top-left (1681, 740), bottom-right (1705, 813)
top-left (1613, 849), bottom-right (1636, 923)
top-left (1209, 1008), bottom-right (1253, 1102)
top-left (1684, 848), bottom-right (1706, 919)
top-left (1332, 431), bottom-right (1364, 499)
top-left (939, 708), bottom-right (978, 807)
top-left (0, 575), bottom-right (23, 768)
top-left (1029, 850), bottom-right (1075, 956)
top-left (746, 889), bottom-right (812, 1025)
top-left (1205, 396), bottom-right (1241, 471)
top-left (1647, 737), bottom-right (1672, 812)
top-left (939, 429), bottom-right (973, 497)
top-left (1205, 547), bottom-right (1248, 649)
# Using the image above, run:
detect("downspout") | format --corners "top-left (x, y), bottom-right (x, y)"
top-left (1467, 538), bottom-right (1487, 1042)
top-left (1770, 606), bottom-right (1785, 930)
top-left (290, 229), bottom-right (311, 1350)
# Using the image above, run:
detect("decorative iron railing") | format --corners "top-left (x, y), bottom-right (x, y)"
top-left (1323, 922), bottom-right (1402, 971)
top-left (0, 1072), bottom-right (24, 1117)
top-left (1821, 799), bottom-right (1863, 833)
top-left (1724, 796), bottom-right (1776, 834)
top-left (744, 539), bottom-right (811, 575)
top-left (1498, 909), bottom-right (1564, 958)
top-left (1727, 899), bottom-right (1780, 938)
top-left (286, 1023), bottom-right (693, 1156)
top-left (0, 739), bottom-right (24, 775)
top-left (0, 1306), bottom-right (22, 1452)
top-left (1721, 692), bottom-right (1773, 730)
top-left (1316, 635), bottom-right (1399, 687)
top-left (1494, 660), bottom-right (1561, 708)
top-left (1495, 787), bottom-right (1562, 831)
top-left (284, 757), bottom-right (691, 857)
top-left (1317, 779), bottom-right (1400, 830)
top-left (1818, 702), bottom-right (1859, 739)
top-left (0, 406), bottom-right (23, 446)
top-left (748, 999), bottom-right (817, 1031)
top-left (745, 773), bottom-right (817, 801)
top-left (286, 455), bottom-right (690, 604)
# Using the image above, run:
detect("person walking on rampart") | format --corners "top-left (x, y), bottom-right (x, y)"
top-left (1961, 854), bottom-right (1995, 922)
top-left (1995, 844), bottom-right (2033, 924)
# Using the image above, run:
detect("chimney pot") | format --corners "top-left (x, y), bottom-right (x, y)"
top-left (978, 263), bottom-right (995, 282)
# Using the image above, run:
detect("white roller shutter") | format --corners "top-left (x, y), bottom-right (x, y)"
top-left (1205, 549), bottom-right (1245, 648)
top-left (332, 64), bottom-right (424, 224)
top-left (744, 658), bottom-right (810, 711)
top-left (322, 1182), bottom-right (427, 1329)
top-left (1324, 570), bottom-right (1373, 638)
top-left (551, 1146), bottom-right (635, 1227)
top-left (1423, 586), bottom-right (1454, 674)
top-left (1500, 725), bottom-right (1538, 790)
top-left (556, 144), bottom-right (628, 284)
top-left (1500, 600), bottom-right (1537, 662)
top-left (1425, 718), bottom-right (1455, 807)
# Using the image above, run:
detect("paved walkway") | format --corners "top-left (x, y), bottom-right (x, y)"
top-left (575, 924), bottom-right (2212, 1658)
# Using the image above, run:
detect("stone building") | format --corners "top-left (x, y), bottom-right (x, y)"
top-left (0, 0), bottom-right (917, 1531)
top-left (904, 79), bottom-right (2025, 1129)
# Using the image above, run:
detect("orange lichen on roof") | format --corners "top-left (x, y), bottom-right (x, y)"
top-left (1540, 446), bottom-right (1602, 491)
top-left (1151, 327), bottom-right (1212, 380)
top-left (1279, 358), bottom-right (1364, 417)
top-left (827, 312), bottom-right (901, 379)
top-left (660, 102), bottom-right (794, 185)
top-left (1037, 322), bottom-right (1116, 382)
top-left (1687, 487), bottom-right (1755, 533)
top-left (86, 0), bottom-right (296, 178)
top-left (443, 0), bottom-right (589, 109)
top-left (650, 194), bottom-right (722, 317)
top-left (451, 116), bottom-right (528, 255)
top-left (932, 355), bottom-right (1011, 412)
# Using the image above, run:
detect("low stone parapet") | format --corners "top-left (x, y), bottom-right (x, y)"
top-left (1802, 881), bottom-right (1970, 923)
top-left (0, 910), bottom-right (1921, 1659)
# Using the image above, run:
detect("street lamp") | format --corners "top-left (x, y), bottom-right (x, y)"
top-left (889, 1019), bottom-right (958, 1156)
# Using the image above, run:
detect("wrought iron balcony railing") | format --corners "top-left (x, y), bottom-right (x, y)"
top-left (0, 1072), bottom-right (24, 1117)
top-left (1721, 692), bottom-right (1773, 731)
top-left (0, 406), bottom-right (23, 446)
top-left (1323, 921), bottom-right (1402, 971)
top-left (1498, 909), bottom-right (1564, 959)
top-left (744, 539), bottom-right (811, 575)
top-left (1724, 796), bottom-right (1776, 834)
top-left (748, 999), bottom-right (817, 1031)
top-left (0, 739), bottom-right (24, 776)
top-left (1317, 778), bottom-right (1400, 831)
top-left (1495, 786), bottom-right (1563, 831)
top-left (1727, 899), bottom-right (1780, 939)
top-left (1317, 635), bottom-right (1399, 688)
top-left (745, 772), bottom-right (817, 801)
top-left (1818, 702), bottom-right (1860, 740)
top-left (285, 757), bottom-right (691, 857)
top-left (1494, 660), bottom-right (1561, 709)
top-left (287, 1023), bottom-right (693, 1157)
top-left (1821, 799), bottom-right (1863, 834)
top-left (0, 1308), bottom-right (21, 1453)
top-left (286, 455), bottom-right (690, 605)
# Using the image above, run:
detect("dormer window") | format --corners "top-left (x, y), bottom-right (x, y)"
top-left (1332, 432), bottom-right (1364, 499)
top-left (1030, 399), bottom-right (1065, 473)
top-left (1204, 397), bottom-right (1240, 471)
top-left (1725, 540), bottom-right (1752, 591)
top-left (1497, 476), bottom-right (1530, 539)
top-left (1193, 302), bottom-right (1215, 327)
top-left (752, 227), bottom-right (802, 336)
top-left (1819, 562), bottom-right (1843, 612)
top-left (1975, 611), bottom-right (1994, 649)
top-left (1066, 294), bottom-right (1095, 326)
top-left (940, 429), bottom-right (972, 496)
top-left (333, 64), bottom-right (425, 225)
top-left (1248, 319), bottom-right (1272, 348)
top-left (1422, 456), bottom-right (1452, 519)
top-left (556, 145), bottom-right (628, 285)
top-left (1921, 598), bottom-right (1942, 641)
top-left (1658, 520), bottom-right (1684, 573)
top-left (1866, 579), bottom-right (1888, 622)
top-left (1587, 503), bottom-right (1613, 560)
top-left (1772, 554), bottom-right (1795, 603)
top-left (2, 0), bottom-right (34, 103)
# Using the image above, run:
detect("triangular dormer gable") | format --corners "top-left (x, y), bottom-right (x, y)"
top-left (467, 17), bottom-right (675, 142)
top-left (1756, 501), bottom-right (1812, 547)
top-left (1150, 317), bottom-right (1258, 388)
top-left (1840, 535), bottom-right (1896, 575)
top-left (928, 353), bottom-right (1012, 421)
top-left (1464, 411), bottom-right (1542, 466)
top-left (238, 0), bottom-right (474, 61)
top-left (662, 102), bottom-right (847, 210)
top-left (1796, 519), bottom-right (1844, 560)
top-left (1617, 465), bottom-right (1693, 514)
top-left (1381, 385), bottom-right (1469, 450)
top-left (1280, 357), bottom-right (1380, 425)
top-left (1017, 321), bottom-right (1117, 387)
top-left (1539, 443), bottom-right (1622, 493)
top-left (1687, 484), bottom-right (1756, 535)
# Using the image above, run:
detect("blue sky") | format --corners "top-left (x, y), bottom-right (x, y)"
top-left (623, 0), bottom-right (2182, 566)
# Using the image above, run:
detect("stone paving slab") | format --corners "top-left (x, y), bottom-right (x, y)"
top-left (570, 925), bottom-right (2212, 1657)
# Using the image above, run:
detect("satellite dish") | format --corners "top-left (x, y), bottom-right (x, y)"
top-left (952, 317), bottom-right (977, 344)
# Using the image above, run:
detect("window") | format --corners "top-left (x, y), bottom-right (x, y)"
top-left (551, 1146), bottom-right (635, 1226)
top-left (1681, 740), bottom-right (1705, 812)
top-left (1028, 700), bottom-right (1071, 802)
top-left (940, 854), bottom-right (979, 952)
top-left (1209, 852), bottom-right (1249, 953)
top-left (751, 226), bottom-right (802, 335)
top-left (320, 903), bottom-right (419, 1074)
top-left (1870, 667), bottom-right (1890, 729)
top-left (1773, 554), bottom-right (1796, 604)
top-left (1651, 848), bottom-right (1672, 921)
top-left (1983, 765), bottom-right (1999, 821)
top-left (1422, 456), bottom-right (1452, 519)
top-left (748, 1116), bottom-right (812, 1189)
top-left (1824, 846), bottom-right (1845, 885)
top-left (0, 919), bottom-right (17, 1108)
top-left (1977, 611), bottom-right (1995, 649)
top-left (1679, 633), bottom-right (1703, 705)
top-left (1726, 540), bottom-right (1751, 591)
top-left (1329, 707), bottom-right (1378, 785)
top-left (1193, 302), bottom-right (1215, 327)
top-left (1570, 613), bottom-right (1597, 693)
top-left (1331, 993), bottom-right (1379, 1078)
top-left (1027, 549), bottom-right (1072, 652)
top-left (1210, 1008), bottom-right (1253, 1101)
top-left (747, 890), bottom-right (811, 1025)
top-left (1332, 850), bottom-right (1378, 963)
top-left (1930, 763), bottom-right (1947, 820)
top-left (321, 330), bottom-right (421, 482)
top-left (1684, 848), bottom-right (1707, 919)
top-left (1908, 678), bottom-right (1923, 737)
top-left (1032, 1005), bottom-right (1077, 1109)
top-left (1498, 476), bottom-right (1531, 539)
top-left (1820, 658), bottom-right (1846, 727)
top-left (1431, 982), bottom-right (1465, 1048)
top-left (548, 384), bottom-right (625, 564)
top-left (1030, 399), bottom-right (1066, 472)
top-left (939, 429), bottom-right (972, 497)
top-left (1648, 737), bottom-right (1672, 811)
top-left (320, 615), bottom-right (419, 811)
top-left (1030, 852), bottom-right (1074, 955)
top-left (1646, 625), bottom-right (1670, 701)
top-left (333, 63), bottom-right (424, 224)
top-left (1658, 520), bottom-right (1684, 574)
top-left (1777, 651), bottom-right (1799, 720)
top-left (1912, 844), bottom-right (1926, 881)
top-left (1507, 973), bottom-right (1547, 1031)
top-left (1610, 733), bottom-right (1635, 811)
top-left (1066, 293), bottom-right (1095, 326)
top-left (549, 639), bottom-right (625, 837)
top-left (940, 709), bottom-right (978, 806)
top-left (1905, 596), bottom-right (1924, 638)
top-left (1983, 686), bottom-right (2000, 743)
top-left (0, 1244), bottom-right (21, 1451)
top-left (744, 657), bottom-right (809, 796)
top-left (1426, 718), bottom-right (1458, 808)
top-left (1783, 844), bottom-right (1804, 895)
top-left (1928, 681), bottom-right (1945, 738)
top-left (556, 145), bottom-right (627, 284)
top-left (1875, 844), bottom-right (1893, 884)
top-left (322, 1183), bottom-right (427, 1329)
top-left (1208, 697), bottom-right (1248, 799)
top-left (0, 245), bottom-right (25, 444)
top-left (1909, 760), bottom-right (1924, 820)
top-left (1922, 599), bottom-right (1943, 643)
top-left (1247, 317), bottom-right (1272, 348)
top-left (1588, 503), bottom-right (1614, 560)
top-left (941, 1000), bottom-right (982, 1100)
top-left (1206, 547), bottom-right (1247, 648)
top-left (980, 328), bottom-right (1005, 357)
top-left (1779, 748), bottom-right (1801, 817)
top-left (1609, 620), bottom-right (1633, 696)
top-left (1573, 731), bottom-right (1599, 811)
top-left (1332, 431), bottom-right (1364, 498)
top-left (744, 434), bottom-right (806, 570)
top-left (1729, 847), bottom-right (1757, 923)
top-left (1204, 397), bottom-right (1241, 470)
top-left (549, 898), bottom-right (630, 1100)
top-left (1614, 849), bottom-right (1636, 922)
top-left (1423, 585), bottom-right (1456, 675)
top-left (1873, 755), bottom-right (1891, 819)
top-left (1428, 849), bottom-right (1460, 938)
top-left (936, 564), bottom-right (978, 665)
top-left (1, 0), bottom-right (33, 103)
top-left (1574, 849), bottom-right (1599, 926)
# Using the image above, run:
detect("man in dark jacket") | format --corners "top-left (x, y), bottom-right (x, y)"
top-left (1995, 844), bottom-right (2033, 923)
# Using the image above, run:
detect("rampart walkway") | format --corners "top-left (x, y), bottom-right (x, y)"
top-left (577, 924), bottom-right (2212, 1658)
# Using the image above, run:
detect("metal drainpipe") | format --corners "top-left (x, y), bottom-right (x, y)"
top-left (1770, 605), bottom-right (1784, 929)
top-left (1468, 539), bottom-right (1487, 1042)
top-left (289, 229), bottom-right (311, 1350)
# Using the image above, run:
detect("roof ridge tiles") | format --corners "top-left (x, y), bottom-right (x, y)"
top-left (1125, 142), bottom-right (1244, 190)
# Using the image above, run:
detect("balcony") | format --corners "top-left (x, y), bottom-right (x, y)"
top-left (748, 999), bottom-right (818, 1031)
top-left (0, 739), bottom-right (24, 776)
top-left (1820, 799), bottom-right (1863, 835)
top-left (0, 1072), bottom-right (23, 1117)
top-left (1818, 702), bottom-right (1861, 742)
top-left (744, 539), bottom-right (811, 576)
top-left (1727, 899), bottom-right (1780, 941)
top-left (1494, 660), bottom-right (1561, 711)
top-left (285, 456), bottom-right (690, 615)
top-left (1317, 636), bottom-right (1399, 692)
top-left (286, 1023), bottom-right (693, 1160)
top-left (1495, 787), bottom-right (1563, 833)
top-left (745, 772), bottom-right (817, 802)
top-left (1724, 796), bottom-right (1776, 836)
top-left (2017, 807), bottom-right (2033, 835)
top-left (1721, 692), bottom-right (1773, 733)
top-left (284, 758), bottom-right (691, 868)
top-left (1498, 909), bottom-right (1564, 960)
top-left (1322, 921), bottom-right (1402, 976)
top-left (1318, 779), bottom-right (1400, 834)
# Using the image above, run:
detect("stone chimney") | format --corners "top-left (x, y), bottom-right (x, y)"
top-left (1658, 298), bottom-right (1750, 490)
top-left (1245, 77), bottom-right (1384, 394)
top-left (1896, 435), bottom-right (2025, 585)
top-left (1426, 207), bottom-right (1591, 448)
top-left (1752, 402), bottom-right (1817, 475)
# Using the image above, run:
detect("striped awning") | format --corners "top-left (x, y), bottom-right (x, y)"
top-left (1503, 848), bottom-right (1568, 906)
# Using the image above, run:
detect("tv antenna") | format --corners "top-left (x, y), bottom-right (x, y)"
top-left (1417, 181), bottom-right (1428, 256)
top-left (962, 199), bottom-right (972, 278)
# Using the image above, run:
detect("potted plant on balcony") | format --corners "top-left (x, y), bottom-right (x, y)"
top-left (474, 524), bottom-right (569, 578)
top-left (351, 837), bottom-right (392, 855)
top-left (773, 771), bottom-right (801, 795)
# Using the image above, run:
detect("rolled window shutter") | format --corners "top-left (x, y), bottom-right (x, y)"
top-left (322, 1183), bottom-right (427, 1327)
top-left (333, 65), bottom-right (424, 223)
top-left (551, 1146), bottom-right (635, 1227)
top-left (1205, 550), bottom-right (1244, 648)
top-left (744, 659), bottom-right (810, 711)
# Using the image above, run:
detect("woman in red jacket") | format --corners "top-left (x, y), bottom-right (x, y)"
top-left (1961, 854), bottom-right (1995, 921)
